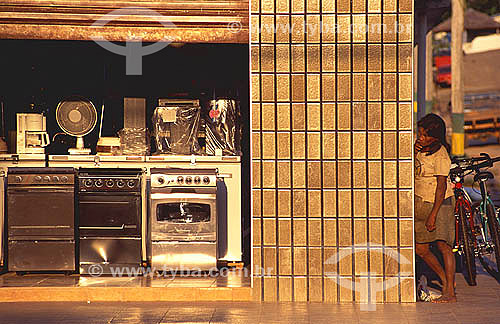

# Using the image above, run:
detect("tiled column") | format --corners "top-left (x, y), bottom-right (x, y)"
top-left (251, 0), bottom-right (414, 302)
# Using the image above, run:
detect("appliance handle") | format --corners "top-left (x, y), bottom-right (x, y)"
top-left (7, 187), bottom-right (74, 193)
top-left (80, 225), bottom-right (125, 230)
top-left (79, 201), bottom-right (130, 205)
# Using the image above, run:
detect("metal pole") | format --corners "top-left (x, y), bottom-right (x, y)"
top-left (451, 0), bottom-right (465, 156)
top-left (417, 12), bottom-right (427, 122)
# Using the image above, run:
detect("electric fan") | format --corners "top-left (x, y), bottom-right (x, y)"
top-left (56, 98), bottom-right (98, 155)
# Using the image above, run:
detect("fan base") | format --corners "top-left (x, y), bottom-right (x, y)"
top-left (68, 147), bottom-right (91, 155)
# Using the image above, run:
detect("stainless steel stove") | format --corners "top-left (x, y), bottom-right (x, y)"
top-left (149, 168), bottom-right (218, 271)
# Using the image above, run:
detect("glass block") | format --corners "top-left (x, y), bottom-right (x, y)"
top-left (308, 219), bottom-right (322, 246)
top-left (293, 190), bottom-right (307, 217)
top-left (307, 132), bottom-right (321, 159)
top-left (353, 161), bottom-right (367, 188)
top-left (337, 44), bottom-right (351, 72)
top-left (277, 74), bottom-right (290, 102)
top-left (337, 161), bottom-right (351, 189)
top-left (384, 219), bottom-right (398, 247)
top-left (261, 74), bottom-right (275, 101)
top-left (337, 0), bottom-right (350, 12)
top-left (322, 45), bottom-right (336, 72)
top-left (324, 219), bottom-right (337, 246)
top-left (262, 160), bottom-right (276, 188)
top-left (253, 189), bottom-right (262, 217)
top-left (369, 218), bottom-right (382, 245)
top-left (322, 161), bottom-right (337, 188)
top-left (401, 277), bottom-right (416, 302)
top-left (352, 132), bottom-right (366, 159)
top-left (383, 15), bottom-right (397, 42)
top-left (368, 0), bottom-right (381, 12)
top-left (399, 44), bottom-right (412, 72)
top-left (383, 131), bottom-right (397, 159)
top-left (324, 247), bottom-right (337, 274)
top-left (322, 15), bottom-right (336, 42)
top-left (322, 73), bottom-right (336, 102)
top-left (338, 190), bottom-right (352, 217)
top-left (262, 189), bottom-right (276, 217)
top-left (309, 248), bottom-right (323, 276)
top-left (337, 15), bottom-right (351, 43)
top-left (352, 15), bottom-right (366, 43)
top-left (261, 0), bottom-right (275, 13)
top-left (352, 44), bottom-right (366, 72)
top-left (253, 160), bottom-right (261, 188)
top-left (368, 162), bottom-right (382, 188)
top-left (261, 103), bottom-right (275, 131)
top-left (399, 190), bottom-right (413, 217)
top-left (367, 15), bottom-right (382, 42)
top-left (292, 45), bottom-right (305, 72)
top-left (252, 103), bottom-right (261, 130)
top-left (306, 44), bottom-right (321, 73)
top-left (253, 248), bottom-right (262, 275)
top-left (307, 103), bottom-right (321, 130)
top-left (251, 45), bottom-right (260, 73)
top-left (325, 277), bottom-right (338, 303)
top-left (383, 190), bottom-right (397, 217)
top-left (367, 73), bottom-right (381, 101)
top-left (279, 219), bottom-right (292, 246)
top-left (253, 218), bottom-right (262, 246)
top-left (353, 103), bottom-right (366, 130)
top-left (367, 132), bottom-right (381, 159)
top-left (383, 73), bottom-right (397, 101)
top-left (252, 74), bottom-right (260, 102)
top-left (337, 103), bottom-right (351, 130)
top-left (309, 277), bottom-right (323, 302)
top-left (383, 161), bottom-right (397, 188)
top-left (399, 161), bottom-right (413, 188)
top-left (292, 132), bottom-right (306, 159)
top-left (261, 16), bottom-right (275, 43)
top-left (399, 220), bottom-right (413, 247)
top-left (262, 132), bottom-right (276, 159)
top-left (323, 190), bottom-right (337, 217)
top-left (277, 103), bottom-right (291, 130)
top-left (251, 0), bottom-right (259, 12)
top-left (277, 132), bottom-right (291, 159)
top-left (383, 44), bottom-right (397, 72)
top-left (353, 190), bottom-right (367, 218)
top-left (277, 0), bottom-right (290, 13)
top-left (352, 0), bottom-right (365, 12)
top-left (276, 15), bottom-right (290, 43)
top-left (369, 248), bottom-right (383, 276)
top-left (322, 0), bottom-right (335, 13)
top-left (263, 218), bottom-right (277, 245)
top-left (367, 44), bottom-right (382, 72)
top-left (263, 277), bottom-right (277, 301)
top-left (399, 103), bottom-right (412, 130)
top-left (292, 161), bottom-right (306, 188)
top-left (367, 103), bottom-right (382, 130)
top-left (383, 102), bottom-right (397, 130)
top-left (308, 161), bottom-right (322, 188)
top-left (278, 189), bottom-right (291, 217)
top-left (291, 74), bottom-right (306, 101)
top-left (353, 247), bottom-right (368, 276)
top-left (352, 73), bottom-right (366, 101)
top-left (293, 276), bottom-right (308, 300)
top-left (323, 103), bottom-right (336, 130)
top-left (279, 248), bottom-right (292, 275)
top-left (399, 73), bottom-right (412, 101)
top-left (307, 74), bottom-right (321, 101)
top-left (383, 0), bottom-right (396, 12)
top-left (251, 16), bottom-right (260, 43)
top-left (337, 132), bottom-right (351, 159)
top-left (292, 0), bottom-right (305, 13)
top-left (253, 277), bottom-right (262, 301)
top-left (292, 103), bottom-right (306, 130)
top-left (252, 132), bottom-right (261, 159)
top-left (291, 16), bottom-right (305, 42)
top-left (338, 219), bottom-right (352, 246)
top-left (322, 132), bottom-right (336, 159)
top-left (276, 45), bottom-right (290, 73)
top-left (308, 189), bottom-right (322, 217)
top-left (399, 14), bottom-right (412, 42)
top-left (307, 15), bottom-right (321, 43)
top-left (277, 161), bottom-right (291, 188)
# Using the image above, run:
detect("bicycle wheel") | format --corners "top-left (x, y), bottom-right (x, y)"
top-left (486, 202), bottom-right (500, 272)
top-left (458, 205), bottom-right (477, 286)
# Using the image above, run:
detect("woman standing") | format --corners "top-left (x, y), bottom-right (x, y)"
top-left (414, 113), bottom-right (456, 303)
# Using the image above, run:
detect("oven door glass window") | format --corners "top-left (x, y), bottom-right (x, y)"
top-left (157, 203), bottom-right (210, 223)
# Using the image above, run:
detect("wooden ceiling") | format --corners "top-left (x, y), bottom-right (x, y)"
top-left (0, 0), bottom-right (249, 43)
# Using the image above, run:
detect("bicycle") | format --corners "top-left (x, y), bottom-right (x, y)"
top-left (450, 153), bottom-right (500, 286)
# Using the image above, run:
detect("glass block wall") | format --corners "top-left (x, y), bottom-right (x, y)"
top-left (251, 0), bottom-right (414, 302)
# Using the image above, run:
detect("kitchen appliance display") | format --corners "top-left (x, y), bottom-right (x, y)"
top-left (150, 168), bottom-right (218, 271)
top-left (78, 168), bottom-right (143, 274)
top-left (16, 113), bottom-right (50, 154)
top-left (7, 167), bottom-right (76, 273)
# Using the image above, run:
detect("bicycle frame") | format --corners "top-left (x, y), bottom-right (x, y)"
top-left (453, 183), bottom-right (476, 254)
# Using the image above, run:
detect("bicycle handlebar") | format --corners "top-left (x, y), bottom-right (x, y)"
top-left (450, 154), bottom-right (500, 174)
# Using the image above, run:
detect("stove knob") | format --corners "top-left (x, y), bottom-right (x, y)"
top-left (53, 176), bottom-right (60, 183)
top-left (185, 176), bottom-right (193, 185)
top-left (203, 176), bottom-right (210, 184)
top-left (194, 176), bottom-right (201, 184)
top-left (34, 176), bottom-right (42, 182)
top-left (127, 180), bottom-right (136, 188)
top-left (15, 176), bottom-right (22, 183)
top-left (95, 179), bottom-right (104, 187)
top-left (106, 180), bottom-right (114, 187)
top-left (84, 179), bottom-right (93, 187)
top-left (157, 177), bottom-right (165, 185)
top-left (43, 176), bottom-right (51, 183)
top-left (61, 176), bottom-right (69, 183)
top-left (117, 180), bottom-right (125, 188)
top-left (177, 176), bottom-right (184, 184)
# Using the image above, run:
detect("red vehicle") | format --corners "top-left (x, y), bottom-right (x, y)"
top-left (434, 51), bottom-right (451, 87)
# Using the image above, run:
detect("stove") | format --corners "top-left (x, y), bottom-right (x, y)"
top-left (149, 168), bottom-right (219, 271)
top-left (78, 168), bottom-right (143, 275)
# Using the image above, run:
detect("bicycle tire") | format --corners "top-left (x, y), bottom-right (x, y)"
top-left (486, 202), bottom-right (500, 273)
top-left (458, 205), bottom-right (477, 286)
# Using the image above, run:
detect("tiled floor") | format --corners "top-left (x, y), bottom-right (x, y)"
top-left (0, 273), bottom-right (499, 323)
top-left (0, 267), bottom-right (251, 288)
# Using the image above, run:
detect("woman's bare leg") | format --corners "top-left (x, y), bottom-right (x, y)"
top-left (434, 241), bottom-right (456, 303)
top-left (415, 243), bottom-right (447, 288)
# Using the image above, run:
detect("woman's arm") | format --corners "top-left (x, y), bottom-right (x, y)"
top-left (426, 175), bottom-right (447, 231)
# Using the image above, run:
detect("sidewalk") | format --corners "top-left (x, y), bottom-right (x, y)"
top-left (0, 272), bottom-right (498, 324)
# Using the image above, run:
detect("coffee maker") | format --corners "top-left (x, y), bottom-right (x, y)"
top-left (16, 113), bottom-right (50, 154)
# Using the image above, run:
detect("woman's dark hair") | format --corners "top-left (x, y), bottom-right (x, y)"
top-left (417, 113), bottom-right (450, 154)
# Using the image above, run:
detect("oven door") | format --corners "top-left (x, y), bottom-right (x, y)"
top-left (79, 193), bottom-right (141, 237)
top-left (7, 186), bottom-right (75, 238)
top-left (150, 193), bottom-right (216, 241)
